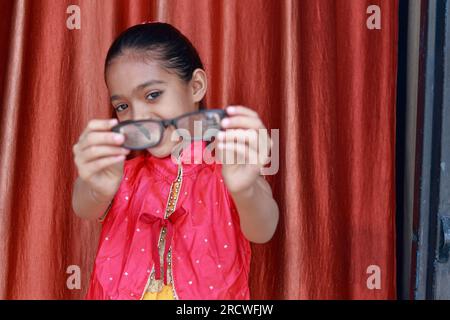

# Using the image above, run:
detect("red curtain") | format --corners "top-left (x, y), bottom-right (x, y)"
top-left (0, 0), bottom-right (397, 299)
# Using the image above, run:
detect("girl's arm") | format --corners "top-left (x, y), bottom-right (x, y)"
top-left (217, 105), bottom-right (280, 244)
top-left (72, 176), bottom-right (113, 221)
top-left (230, 176), bottom-right (279, 244)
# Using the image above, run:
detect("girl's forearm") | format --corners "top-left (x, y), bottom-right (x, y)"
top-left (230, 176), bottom-right (279, 244)
top-left (72, 177), bottom-right (112, 221)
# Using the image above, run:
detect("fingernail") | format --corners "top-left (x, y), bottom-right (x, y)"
top-left (227, 106), bottom-right (236, 113)
top-left (110, 119), bottom-right (118, 126)
top-left (221, 119), bottom-right (230, 127)
top-left (114, 134), bottom-right (124, 142)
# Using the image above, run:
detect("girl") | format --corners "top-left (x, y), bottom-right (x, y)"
top-left (72, 22), bottom-right (279, 300)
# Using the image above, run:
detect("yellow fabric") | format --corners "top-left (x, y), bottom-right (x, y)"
top-left (142, 284), bottom-right (175, 300)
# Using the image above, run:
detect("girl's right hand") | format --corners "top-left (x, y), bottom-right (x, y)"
top-left (73, 118), bottom-right (130, 203)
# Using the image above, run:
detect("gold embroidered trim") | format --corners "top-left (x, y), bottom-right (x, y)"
top-left (141, 161), bottom-right (183, 299)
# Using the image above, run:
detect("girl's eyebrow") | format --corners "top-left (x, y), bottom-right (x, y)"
top-left (110, 80), bottom-right (167, 102)
top-left (134, 79), bottom-right (166, 91)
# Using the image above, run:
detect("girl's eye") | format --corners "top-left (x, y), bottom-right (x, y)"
top-left (115, 104), bottom-right (128, 112)
top-left (146, 91), bottom-right (162, 101)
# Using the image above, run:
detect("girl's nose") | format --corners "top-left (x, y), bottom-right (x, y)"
top-left (130, 100), bottom-right (166, 121)
top-left (132, 109), bottom-right (161, 122)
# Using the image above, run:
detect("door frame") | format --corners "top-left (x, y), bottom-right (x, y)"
top-left (397, 0), bottom-right (450, 299)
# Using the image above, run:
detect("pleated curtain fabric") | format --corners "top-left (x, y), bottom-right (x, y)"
top-left (0, 0), bottom-right (397, 299)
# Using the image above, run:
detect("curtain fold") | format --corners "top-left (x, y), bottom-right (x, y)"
top-left (0, 0), bottom-right (397, 299)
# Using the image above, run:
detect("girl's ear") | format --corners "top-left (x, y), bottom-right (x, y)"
top-left (190, 68), bottom-right (207, 103)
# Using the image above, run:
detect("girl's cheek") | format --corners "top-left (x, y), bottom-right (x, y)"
top-left (159, 127), bottom-right (178, 145)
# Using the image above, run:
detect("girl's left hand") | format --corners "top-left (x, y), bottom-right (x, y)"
top-left (216, 106), bottom-right (271, 194)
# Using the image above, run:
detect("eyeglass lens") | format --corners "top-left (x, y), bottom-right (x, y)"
top-left (115, 110), bottom-right (224, 150)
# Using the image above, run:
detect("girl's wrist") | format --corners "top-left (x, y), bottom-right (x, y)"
top-left (230, 183), bottom-right (256, 201)
top-left (89, 187), bottom-right (113, 204)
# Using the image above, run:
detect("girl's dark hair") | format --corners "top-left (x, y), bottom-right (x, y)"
top-left (105, 22), bottom-right (206, 109)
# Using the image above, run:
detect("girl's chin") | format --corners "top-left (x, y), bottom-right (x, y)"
top-left (146, 147), bottom-right (171, 158)
top-left (146, 142), bottom-right (179, 158)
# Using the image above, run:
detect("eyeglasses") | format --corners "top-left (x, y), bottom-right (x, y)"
top-left (111, 109), bottom-right (227, 150)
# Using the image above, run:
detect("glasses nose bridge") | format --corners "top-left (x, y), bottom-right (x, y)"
top-left (161, 118), bottom-right (176, 128)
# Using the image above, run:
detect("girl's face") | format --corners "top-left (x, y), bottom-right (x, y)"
top-left (105, 53), bottom-right (205, 158)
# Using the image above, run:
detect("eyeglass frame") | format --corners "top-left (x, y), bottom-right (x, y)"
top-left (111, 108), bottom-right (227, 150)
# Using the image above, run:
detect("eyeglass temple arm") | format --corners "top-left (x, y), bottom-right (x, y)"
top-left (160, 110), bottom-right (227, 128)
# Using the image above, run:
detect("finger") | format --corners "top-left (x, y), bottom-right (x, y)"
top-left (216, 141), bottom-right (269, 166)
top-left (217, 129), bottom-right (271, 157)
top-left (217, 141), bottom-right (264, 166)
top-left (78, 131), bottom-right (125, 151)
top-left (79, 145), bottom-right (130, 164)
top-left (79, 118), bottom-right (118, 142)
top-left (226, 106), bottom-right (259, 118)
top-left (80, 155), bottom-right (126, 180)
top-left (217, 129), bottom-right (256, 144)
top-left (221, 116), bottom-right (265, 130)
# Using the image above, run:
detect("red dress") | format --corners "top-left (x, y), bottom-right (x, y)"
top-left (85, 141), bottom-right (252, 300)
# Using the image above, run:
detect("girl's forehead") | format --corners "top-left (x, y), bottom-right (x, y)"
top-left (107, 57), bottom-right (168, 79)
top-left (105, 57), bottom-right (178, 92)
